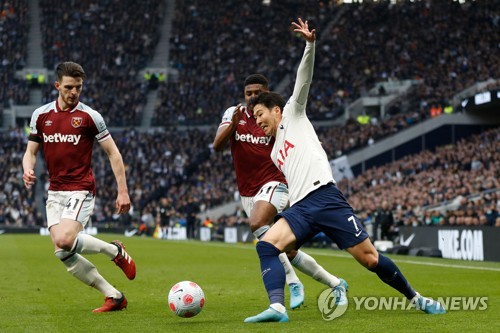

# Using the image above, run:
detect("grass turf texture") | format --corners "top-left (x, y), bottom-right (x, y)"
top-left (0, 234), bottom-right (499, 333)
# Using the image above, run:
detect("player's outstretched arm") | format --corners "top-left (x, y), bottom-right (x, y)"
top-left (290, 18), bottom-right (316, 109)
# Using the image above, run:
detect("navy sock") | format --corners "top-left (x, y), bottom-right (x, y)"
top-left (369, 253), bottom-right (416, 300)
top-left (256, 241), bottom-right (285, 305)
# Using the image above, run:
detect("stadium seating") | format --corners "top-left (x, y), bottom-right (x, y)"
top-left (1, 1), bottom-right (499, 233)
top-left (0, 0), bottom-right (29, 108)
top-left (38, 0), bottom-right (164, 126)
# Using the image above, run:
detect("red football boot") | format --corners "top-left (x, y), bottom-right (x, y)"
top-left (93, 294), bottom-right (128, 313)
top-left (111, 240), bottom-right (136, 280)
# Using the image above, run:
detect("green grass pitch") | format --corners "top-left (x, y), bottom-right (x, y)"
top-left (0, 234), bottom-right (499, 332)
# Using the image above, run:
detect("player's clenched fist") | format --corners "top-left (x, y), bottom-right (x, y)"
top-left (23, 169), bottom-right (37, 189)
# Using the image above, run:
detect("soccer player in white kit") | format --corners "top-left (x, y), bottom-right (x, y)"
top-left (214, 75), bottom-right (347, 310)
top-left (244, 18), bottom-right (445, 323)
top-left (22, 62), bottom-right (136, 312)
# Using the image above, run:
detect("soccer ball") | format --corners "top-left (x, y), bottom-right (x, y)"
top-left (168, 281), bottom-right (205, 318)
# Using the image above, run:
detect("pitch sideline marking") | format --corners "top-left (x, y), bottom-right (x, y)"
top-left (303, 249), bottom-right (500, 272)
top-left (199, 241), bottom-right (500, 272)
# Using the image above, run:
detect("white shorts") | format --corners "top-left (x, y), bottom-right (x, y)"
top-left (240, 181), bottom-right (289, 217)
top-left (46, 190), bottom-right (95, 228)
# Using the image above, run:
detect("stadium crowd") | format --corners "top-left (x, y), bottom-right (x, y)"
top-left (0, 127), bottom-right (40, 226)
top-left (1, 1), bottom-right (499, 236)
top-left (0, 0), bottom-right (29, 110)
top-left (152, 0), bottom-right (338, 126)
top-left (1, 125), bottom-right (498, 232)
top-left (290, 0), bottom-right (500, 121)
top-left (344, 127), bottom-right (500, 230)
top-left (38, 0), bottom-right (165, 126)
top-left (153, 0), bottom-right (499, 127)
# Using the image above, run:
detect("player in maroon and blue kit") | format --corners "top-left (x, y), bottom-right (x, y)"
top-left (22, 62), bottom-right (136, 312)
top-left (213, 74), bottom-right (347, 311)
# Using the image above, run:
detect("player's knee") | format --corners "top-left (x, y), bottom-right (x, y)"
top-left (53, 234), bottom-right (76, 251)
top-left (249, 216), bottom-right (270, 232)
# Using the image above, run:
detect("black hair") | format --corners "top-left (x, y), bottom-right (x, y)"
top-left (248, 92), bottom-right (286, 113)
top-left (244, 74), bottom-right (269, 88)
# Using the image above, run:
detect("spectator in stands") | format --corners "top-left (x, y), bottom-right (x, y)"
top-left (182, 196), bottom-right (200, 239)
top-left (373, 200), bottom-right (395, 241)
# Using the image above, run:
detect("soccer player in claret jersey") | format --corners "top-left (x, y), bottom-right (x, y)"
top-left (22, 62), bottom-right (136, 313)
top-left (244, 18), bottom-right (446, 323)
top-left (213, 62), bottom-right (347, 311)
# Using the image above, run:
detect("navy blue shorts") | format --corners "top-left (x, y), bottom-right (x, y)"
top-left (276, 183), bottom-right (369, 250)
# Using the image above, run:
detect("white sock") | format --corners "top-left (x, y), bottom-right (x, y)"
top-left (253, 225), bottom-right (270, 239)
top-left (278, 252), bottom-right (300, 285)
top-left (270, 303), bottom-right (287, 313)
top-left (56, 250), bottom-right (121, 298)
top-left (291, 250), bottom-right (340, 287)
top-left (71, 234), bottom-right (118, 259)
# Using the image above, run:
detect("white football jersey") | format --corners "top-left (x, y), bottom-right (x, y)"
top-left (270, 41), bottom-right (335, 205)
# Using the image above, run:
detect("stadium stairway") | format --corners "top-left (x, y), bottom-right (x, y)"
top-left (2, 0), bottom-right (45, 129)
top-left (140, 0), bottom-right (175, 127)
top-left (26, 0), bottom-right (44, 68)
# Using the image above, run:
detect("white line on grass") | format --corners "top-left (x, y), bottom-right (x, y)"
top-left (305, 249), bottom-right (500, 272)
top-left (196, 241), bottom-right (500, 272)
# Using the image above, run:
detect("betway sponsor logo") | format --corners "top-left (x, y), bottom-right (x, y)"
top-left (235, 132), bottom-right (271, 144)
top-left (43, 133), bottom-right (81, 145)
top-left (438, 229), bottom-right (483, 261)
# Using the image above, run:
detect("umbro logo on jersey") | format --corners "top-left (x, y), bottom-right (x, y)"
top-left (238, 120), bottom-right (247, 126)
top-left (44, 120), bottom-right (53, 127)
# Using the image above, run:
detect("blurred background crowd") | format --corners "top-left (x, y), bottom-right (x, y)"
top-left (1, 0), bottom-right (498, 240)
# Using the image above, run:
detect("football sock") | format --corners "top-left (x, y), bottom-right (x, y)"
top-left (55, 250), bottom-right (121, 298)
top-left (270, 303), bottom-right (287, 313)
top-left (256, 241), bottom-right (285, 306)
top-left (291, 250), bottom-right (341, 287)
top-left (253, 225), bottom-right (270, 240)
top-left (369, 253), bottom-right (416, 300)
top-left (71, 233), bottom-right (119, 259)
top-left (278, 252), bottom-right (301, 285)
top-left (253, 225), bottom-right (300, 285)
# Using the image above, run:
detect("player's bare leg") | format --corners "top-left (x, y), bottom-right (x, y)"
top-left (347, 238), bottom-right (445, 314)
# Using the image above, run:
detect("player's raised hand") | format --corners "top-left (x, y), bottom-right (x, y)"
top-left (291, 18), bottom-right (316, 43)
top-left (22, 169), bottom-right (36, 189)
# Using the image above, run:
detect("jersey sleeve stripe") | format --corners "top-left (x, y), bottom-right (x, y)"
top-left (28, 134), bottom-right (42, 142)
top-left (97, 131), bottom-right (111, 142)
